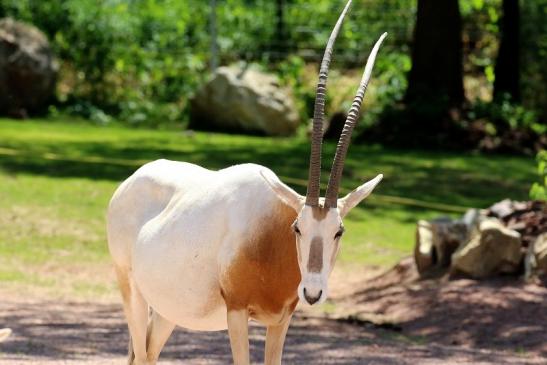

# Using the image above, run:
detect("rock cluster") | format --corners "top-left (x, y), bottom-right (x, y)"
top-left (414, 200), bottom-right (547, 279)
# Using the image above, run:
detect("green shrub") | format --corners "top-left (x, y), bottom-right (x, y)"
top-left (471, 97), bottom-right (545, 136)
top-left (276, 55), bottom-right (311, 123)
top-left (465, 97), bottom-right (545, 154)
top-left (1, 0), bottom-right (544, 135)
top-left (530, 151), bottom-right (547, 200)
top-left (1, 0), bottom-right (419, 128)
top-left (1, 0), bottom-right (209, 126)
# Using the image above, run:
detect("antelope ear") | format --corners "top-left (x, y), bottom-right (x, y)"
top-left (260, 170), bottom-right (304, 212)
top-left (338, 174), bottom-right (383, 217)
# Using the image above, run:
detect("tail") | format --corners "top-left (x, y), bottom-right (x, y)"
top-left (127, 333), bottom-right (135, 365)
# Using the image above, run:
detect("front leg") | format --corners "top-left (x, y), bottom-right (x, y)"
top-left (264, 317), bottom-right (292, 365)
top-left (227, 310), bottom-right (250, 365)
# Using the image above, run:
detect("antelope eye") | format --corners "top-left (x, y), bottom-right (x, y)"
top-left (334, 228), bottom-right (344, 239)
top-left (293, 225), bottom-right (301, 235)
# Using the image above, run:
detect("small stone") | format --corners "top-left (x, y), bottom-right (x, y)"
top-left (487, 199), bottom-right (515, 218)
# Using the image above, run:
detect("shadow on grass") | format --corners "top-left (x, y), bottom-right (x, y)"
top-left (0, 140), bottom-right (311, 192)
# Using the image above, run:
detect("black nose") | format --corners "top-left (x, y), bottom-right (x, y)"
top-left (303, 288), bottom-right (322, 305)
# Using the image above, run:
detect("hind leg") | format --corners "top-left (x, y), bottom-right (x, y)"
top-left (145, 310), bottom-right (175, 364)
top-left (115, 266), bottom-right (149, 365)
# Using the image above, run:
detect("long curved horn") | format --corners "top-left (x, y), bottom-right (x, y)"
top-left (324, 32), bottom-right (387, 208)
top-left (306, 0), bottom-right (353, 207)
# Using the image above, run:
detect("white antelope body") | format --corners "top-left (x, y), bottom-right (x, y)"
top-left (107, 1), bottom-right (386, 364)
top-left (109, 162), bottom-right (300, 331)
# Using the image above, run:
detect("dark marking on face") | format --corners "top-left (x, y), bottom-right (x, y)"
top-left (311, 206), bottom-right (329, 221)
top-left (307, 236), bottom-right (324, 273)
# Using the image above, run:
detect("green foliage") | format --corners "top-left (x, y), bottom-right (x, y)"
top-left (285, 0), bottom-right (415, 59)
top-left (460, 0), bottom-right (547, 125)
top-left (275, 49), bottom-right (411, 133)
top-left (359, 52), bottom-right (411, 130)
top-left (460, 0), bottom-right (501, 83)
top-left (530, 151), bottom-right (547, 200)
top-left (471, 97), bottom-right (544, 136)
top-left (276, 55), bottom-right (312, 123)
top-left (1, 0), bottom-right (545, 136)
top-left (467, 97), bottom-right (544, 154)
top-left (1, 0), bottom-right (418, 127)
top-left (521, 0), bottom-right (547, 122)
top-left (1, 0), bottom-right (210, 126)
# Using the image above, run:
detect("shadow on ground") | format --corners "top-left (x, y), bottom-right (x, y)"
top-left (338, 258), bottom-right (547, 359)
top-left (0, 298), bottom-right (544, 364)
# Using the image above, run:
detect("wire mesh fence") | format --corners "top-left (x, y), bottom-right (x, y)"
top-left (208, 0), bottom-right (417, 68)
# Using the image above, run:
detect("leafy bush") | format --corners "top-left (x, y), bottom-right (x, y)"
top-left (468, 97), bottom-right (546, 154)
top-left (530, 151), bottom-right (547, 200)
top-left (1, 0), bottom-right (210, 126)
top-left (276, 55), bottom-right (311, 123)
top-left (1, 0), bottom-right (545, 137)
top-left (358, 51), bottom-right (410, 130)
top-left (1, 0), bottom-right (419, 128)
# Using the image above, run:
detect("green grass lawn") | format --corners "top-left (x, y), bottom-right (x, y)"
top-left (0, 118), bottom-right (536, 298)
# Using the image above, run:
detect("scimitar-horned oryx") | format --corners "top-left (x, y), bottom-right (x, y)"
top-left (107, 1), bottom-right (386, 364)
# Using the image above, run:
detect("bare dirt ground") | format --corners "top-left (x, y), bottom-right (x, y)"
top-left (0, 261), bottom-right (545, 364)
top-left (330, 258), bottom-right (547, 362)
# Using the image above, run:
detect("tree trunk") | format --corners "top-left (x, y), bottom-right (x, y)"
top-left (274, 0), bottom-right (286, 58)
top-left (405, 0), bottom-right (464, 108)
top-left (209, 0), bottom-right (218, 71)
top-left (493, 0), bottom-right (520, 102)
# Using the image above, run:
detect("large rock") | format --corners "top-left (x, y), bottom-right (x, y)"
top-left (190, 66), bottom-right (299, 136)
top-left (414, 218), bottom-right (470, 276)
top-left (414, 209), bottom-right (481, 276)
top-left (0, 18), bottom-right (58, 117)
top-left (451, 219), bottom-right (522, 278)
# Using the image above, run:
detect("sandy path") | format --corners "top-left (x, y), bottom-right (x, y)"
top-left (0, 298), bottom-right (544, 365)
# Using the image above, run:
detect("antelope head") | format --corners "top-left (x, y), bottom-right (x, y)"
top-left (262, 0), bottom-right (386, 305)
